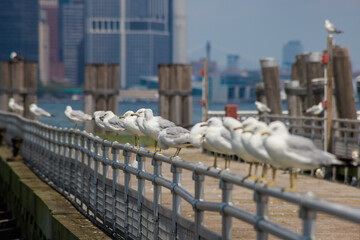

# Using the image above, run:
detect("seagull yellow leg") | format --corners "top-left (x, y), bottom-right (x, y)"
top-left (257, 165), bottom-right (268, 183)
top-left (284, 171), bottom-right (297, 191)
top-left (265, 168), bottom-right (277, 187)
top-left (208, 153), bottom-right (219, 169)
top-left (224, 155), bottom-right (230, 170)
top-left (75, 123), bottom-right (78, 130)
top-left (173, 148), bottom-right (181, 157)
top-left (246, 163), bottom-right (258, 180)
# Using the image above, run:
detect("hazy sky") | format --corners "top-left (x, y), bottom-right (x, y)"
top-left (187, 0), bottom-right (360, 70)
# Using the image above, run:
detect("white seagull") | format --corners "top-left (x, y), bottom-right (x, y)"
top-left (305, 101), bottom-right (324, 116)
top-left (202, 117), bottom-right (234, 169)
top-left (122, 110), bottom-right (144, 147)
top-left (8, 98), bottom-right (24, 114)
top-left (29, 103), bottom-right (54, 118)
top-left (64, 105), bottom-right (92, 130)
top-left (142, 109), bottom-right (176, 152)
top-left (94, 111), bottom-right (107, 129)
top-left (223, 117), bottom-right (261, 179)
top-left (263, 121), bottom-right (343, 191)
top-left (101, 111), bottom-right (125, 133)
top-left (255, 101), bottom-right (271, 113)
top-left (158, 126), bottom-right (191, 157)
top-left (325, 19), bottom-right (342, 35)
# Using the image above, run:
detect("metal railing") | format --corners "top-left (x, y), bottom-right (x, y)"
top-left (1, 111), bottom-right (360, 240)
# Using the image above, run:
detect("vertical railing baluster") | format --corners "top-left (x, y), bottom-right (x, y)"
top-left (61, 131), bottom-right (67, 193)
top-left (220, 179), bottom-right (233, 240)
top-left (171, 160), bottom-right (182, 239)
top-left (93, 140), bottom-right (100, 221)
top-left (299, 193), bottom-right (317, 240)
top-left (254, 190), bottom-right (268, 240)
top-left (152, 154), bottom-right (162, 239)
top-left (111, 143), bottom-right (120, 236)
top-left (193, 171), bottom-right (204, 239)
top-left (74, 132), bottom-right (80, 204)
top-left (86, 137), bottom-right (93, 216)
top-left (101, 141), bottom-right (110, 225)
top-left (80, 134), bottom-right (86, 209)
top-left (123, 147), bottom-right (132, 238)
top-left (136, 153), bottom-right (146, 239)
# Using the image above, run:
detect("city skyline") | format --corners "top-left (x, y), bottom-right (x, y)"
top-left (187, 0), bottom-right (360, 70)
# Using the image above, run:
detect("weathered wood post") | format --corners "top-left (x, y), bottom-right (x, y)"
top-left (333, 46), bottom-right (357, 120)
top-left (325, 36), bottom-right (334, 152)
top-left (259, 58), bottom-right (282, 114)
top-left (305, 52), bottom-right (324, 108)
top-left (158, 64), bottom-right (192, 127)
top-left (84, 64), bottom-right (119, 133)
top-left (284, 80), bottom-right (302, 117)
top-left (11, 60), bottom-right (25, 108)
top-left (23, 62), bottom-right (38, 119)
top-left (0, 62), bottom-right (10, 111)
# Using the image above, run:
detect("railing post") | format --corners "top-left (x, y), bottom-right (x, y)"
top-left (171, 159), bottom-right (182, 239)
top-left (80, 134), bottom-right (86, 209)
top-left (86, 137), bottom-right (93, 216)
top-left (299, 197), bottom-right (317, 240)
top-left (61, 130), bottom-right (68, 192)
top-left (101, 141), bottom-right (110, 223)
top-left (136, 153), bottom-right (146, 239)
top-left (254, 190), bottom-right (269, 240)
top-left (152, 154), bottom-right (162, 239)
top-left (111, 143), bottom-right (120, 236)
top-left (67, 130), bottom-right (75, 196)
top-left (123, 146), bottom-right (132, 238)
top-left (193, 171), bottom-right (204, 239)
top-left (74, 131), bottom-right (80, 202)
top-left (93, 140), bottom-right (100, 221)
top-left (220, 179), bottom-right (233, 240)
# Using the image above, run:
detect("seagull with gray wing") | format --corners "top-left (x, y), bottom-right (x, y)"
top-left (255, 101), bottom-right (271, 113)
top-left (305, 101), bottom-right (324, 116)
top-left (325, 19), bottom-right (342, 35)
top-left (158, 126), bottom-right (191, 157)
top-left (30, 103), bottom-right (54, 119)
top-left (8, 98), bottom-right (24, 114)
top-left (64, 105), bottom-right (92, 130)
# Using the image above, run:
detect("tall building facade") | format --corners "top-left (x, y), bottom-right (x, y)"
top-left (59, 0), bottom-right (84, 86)
top-left (40, 0), bottom-right (64, 84)
top-left (85, 0), bottom-right (185, 89)
top-left (0, 0), bottom-right (39, 61)
top-left (282, 40), bottom-right (303, 72)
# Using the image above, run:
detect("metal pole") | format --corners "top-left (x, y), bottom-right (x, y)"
top-left (323, 63), bottom-right (327, 151)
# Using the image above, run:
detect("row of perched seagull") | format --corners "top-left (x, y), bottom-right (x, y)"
top-left (190, 116), bottom-right (343, 191)
top-left (8, 98), bottom-right (55, 118)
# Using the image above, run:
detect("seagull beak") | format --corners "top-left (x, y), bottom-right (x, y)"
top-left (119, 116), bottom-right (124, 119)
top-left (200, 123), bottom-right (208, 127)
top-left (99, 116), bottom-right (104, 120)
top-left (131, 113), bottom-right (137, 116)
top-left (261, 131), bottom-right (269, 136)
top-left (233, 126), bottom-right (243, 131)
top-left (243, 129), bottom-right (250, 133)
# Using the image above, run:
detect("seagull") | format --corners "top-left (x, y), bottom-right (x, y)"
top-left (122, 110), bottom-right (144, 147)
top-left (242, 121), bottom-right (274, 183)
top-left (158, 126), bottom-right (191, 157)
top-left (263, 121), bottom-right (343, 191)
top-left (29, 103), bottom-right (54, 118)
top-left (305, 101), bottom-right (324, 116)
top-left (190, 122), bottom-right (220, 168)
top-left (8, 98), bottom-right (24, 114)
top-left (325, 19), bottom-right (342, 35)
top-left (142, 109), bottom-right (176, 152)
top-left (94, 111), bottom-right (107, 129)
top-left (64, 105), bottom-right (92, 130)
top-left (100, 111), bottom-right (125, 133)
top-left (255, 101), bottom-right (271, 113)
top-left (223, 117), bottom-right (262, 179)
top-left (9, 52), bottom-right (24, 62)
top-left (202, 117), bottom-right (234, 170)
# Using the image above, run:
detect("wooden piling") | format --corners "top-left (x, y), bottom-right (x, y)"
top-left (108, 65), bottom-right (119, 116)
top-left (84, 65), bottom-right (96, 133)
top-left (0, 62), bottom-right (10, 111)
top-left (305, 52), bottom-right (324, 108)
top-left (11, 61), bottom-right (24, 107)
top-left (95, 65), bottom-right (108, 113)
top-left (325, 36), bottom-right (334, 152)
top-left (333, 46), bottom-right (357, 120)
top-left (158, 64), bottom-right (192, 127)
top-left (23, 62), bottom-right (38, 119)
top-left (259, 58), bottom-right (282, 115)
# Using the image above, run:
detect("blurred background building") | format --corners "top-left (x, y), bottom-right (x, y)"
top-left (281, 40), bottom-right (303, 72)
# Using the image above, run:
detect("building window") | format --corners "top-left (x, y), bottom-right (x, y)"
top-left (99, 21), bottom-right (102, 30)
top-left (110, 21), bottom-right (113, 30)
top-left (129, 21), bottom-right (148, 30)
top-left (104, 21), bottom-right (108, 30)
top-left (116, 21), bottom-right (120, 30)
top-left (92, 21), bottom-right (96, 30)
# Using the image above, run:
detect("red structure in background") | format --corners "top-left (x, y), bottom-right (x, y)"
top-left (225, 105), bottom-right (238, 119)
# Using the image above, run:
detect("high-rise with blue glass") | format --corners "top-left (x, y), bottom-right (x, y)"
top-left (0, 0), bottom-right (39, 61)
top-left (85, 0), bottom-right (186, 89)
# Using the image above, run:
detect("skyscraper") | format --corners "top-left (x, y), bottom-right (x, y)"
top-left (59, 0), bottom-right (84, 86)
top-left (282, 40), bottom-right (303, 72)
top-left (0, 0), bottom-right (39, 61)
top-left (85, 0), bottom-right (185, 89)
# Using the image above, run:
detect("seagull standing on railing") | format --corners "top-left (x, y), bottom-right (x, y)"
top-left (64, 105), bottom-right (92, 130)
top-left (100, 111), bottom-right (125, 133)
top-left (262, 121), bottom-right (344, 191)
top-left (142, 109), bottom-right (176, 152)
top-left (305, 101), bottom-right (324, 116)
top-left (158, 126), bottom-right (191, 158)
top-left (122, 110), bottom-right (144, 147)
top-left (201, 117), bottom-right (234, 170)
top-left (255, 101), bottom-right (271, 113)
top-left (29, 103), bottom-right (54, 119)
top-left (94, 111), bottom-right (106, 129)
top-left (8, 98), bottom-right (24, 114)
top-left (223, 117), bottom-right (261, 179)
top-left (325, 19), bottom-right (342, 35)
